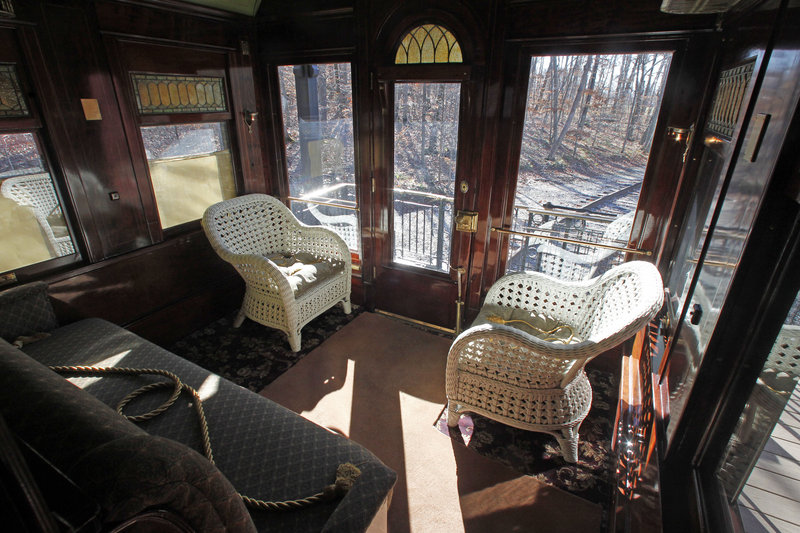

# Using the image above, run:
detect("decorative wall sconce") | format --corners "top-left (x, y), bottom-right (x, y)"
top-left (244, 109), bottom-right (258, 133)
top-left (667, 124), bottom-right (694, 162)
top-left (667, 126), bottom-right (690, 142)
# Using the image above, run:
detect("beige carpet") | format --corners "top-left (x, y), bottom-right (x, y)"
top-left (260, 312), bottom-right (602, 533)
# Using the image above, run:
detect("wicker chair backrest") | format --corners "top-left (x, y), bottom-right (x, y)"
top-left (0, 173), bottom-right (60, 220)
top-left (203, 194), bottom-right (298, 257)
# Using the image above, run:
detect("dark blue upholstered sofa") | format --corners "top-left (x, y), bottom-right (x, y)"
top-left (0, 282), bottom-right (395, 533)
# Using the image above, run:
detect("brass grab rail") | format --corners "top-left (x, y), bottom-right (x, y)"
top-left (288, 197), bottom-right (359, 211)
top-left (491, 227), bottom-right (652, 256)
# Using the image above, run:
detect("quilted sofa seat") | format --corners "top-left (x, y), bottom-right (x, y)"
top-left (0, 283), bottom-right (395, 533)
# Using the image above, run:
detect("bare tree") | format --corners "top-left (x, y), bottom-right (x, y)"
top-left (546, 56), bottom-right (591, 160)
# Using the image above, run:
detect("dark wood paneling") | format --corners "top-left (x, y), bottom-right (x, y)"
top-left (506, 0), bottom-right (716, 41)
top-left (37, 2), bottom-right (153, 259)
top-left (94, 0), bottom-right (243, 49)
top-left (44, 230), bottom-right (242, 340)
top-left (228, 36), bottom-right (271, 194)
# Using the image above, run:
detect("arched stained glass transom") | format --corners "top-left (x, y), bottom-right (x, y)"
top-left (395, 24), bottom-right (463, 64)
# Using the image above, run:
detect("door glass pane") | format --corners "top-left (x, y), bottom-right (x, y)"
top-left (1, 132), bottom-right (76, 273)
top-left (506, 52), bottom-right (672, 280)
top-left (392, 82), bottom-right (459, 272)
top-left (141, 122), bottom-right (235, 229)
top-left (278, 63), bottom-right (359, 256)
top-left (715, 289), bottom-right (800, 515)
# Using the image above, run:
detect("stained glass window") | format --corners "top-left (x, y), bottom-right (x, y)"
top-left (395, 24), bottom-right (463, 65)
top-left (130, 73), bottom-right (227, 115)
top-left (0, 64), bottom-right (29, 118)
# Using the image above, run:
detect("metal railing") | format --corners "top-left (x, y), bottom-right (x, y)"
top-left (392, 188), bottom-right (453, 272)
top-left (504, 204), bottom-right (637, 280)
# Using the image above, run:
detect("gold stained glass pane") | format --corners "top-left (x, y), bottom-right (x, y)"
top-left (395, 24), bottom-right (463, 64)
top-left (130, 73), bottom-right (227, 114)
top-left (0, 64), bottom-right (30, 118)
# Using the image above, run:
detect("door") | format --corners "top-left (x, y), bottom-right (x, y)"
top-left (371, 23), bottom-right (477, 330)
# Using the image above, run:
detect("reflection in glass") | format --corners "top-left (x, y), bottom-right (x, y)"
top-left (278, 63), bottom-right (359, 255)
top-left (141, 123), bottom-right (235, 229)
top-left (506, 52), bottom-right (672, 280)
top-left (392, 82), bottom-right (459, 272)
top-left (716, 291), bottom-right (800, 504)
top-left (1, 132), bottom-right (75, 273)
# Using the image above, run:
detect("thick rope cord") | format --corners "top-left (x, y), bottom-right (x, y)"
top-left (49, 365), bottom-right (361, 512)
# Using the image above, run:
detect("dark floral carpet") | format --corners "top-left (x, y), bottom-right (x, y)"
top-left (167, 306), bottom-right (362, 392)
top-left (435, 366), bottom-right (618, 516)
top-left (168, 308), bottom-right (617, 522)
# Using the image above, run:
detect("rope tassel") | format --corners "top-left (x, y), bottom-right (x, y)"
top-left (48, 365), bottom-right (360, 511)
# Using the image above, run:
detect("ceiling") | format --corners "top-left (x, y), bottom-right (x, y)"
top-left (180, 0), bottom-right (262, 16)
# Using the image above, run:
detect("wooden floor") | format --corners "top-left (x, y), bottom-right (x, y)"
top-left (739, 386), bottom-right (800, 532)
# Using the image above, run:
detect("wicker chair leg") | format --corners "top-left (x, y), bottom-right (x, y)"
top-left (232, 308), bottom-right (246, 328)
top-left (342, 296), bottom-right (352, 314)
top-left (446, 403), bottom-right (461, 427)
top-left (288, 330), bottom-right (302, 352)
top-left (557, 427), bottom-right (580, 463)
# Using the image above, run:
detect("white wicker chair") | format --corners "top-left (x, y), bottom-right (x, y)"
top-left (202, 194), bottom-right (352, 352)
top-left (536, 211), bottom-right (635, 281)
top-left (446, 260), bottom-right (663, 463)
top-left (307, 203), bottom-right (360, 253)
top-left (1, 173), bottom-right (75, 256)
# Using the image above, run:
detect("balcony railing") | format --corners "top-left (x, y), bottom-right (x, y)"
top-left (392, 188), bottom-right (453, 272)
top-left (505, 205), bottom-right (635, 281)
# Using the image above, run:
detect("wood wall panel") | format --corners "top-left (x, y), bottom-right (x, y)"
top-left (38, 2), bottom-right (153, 259)
top-left (44, 230), bottom-right (242, 343)
top-left (505, 0), bottom-right (716, 40)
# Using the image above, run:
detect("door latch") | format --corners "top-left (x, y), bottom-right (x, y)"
top-left (455, 210), bottom-right (478, 233)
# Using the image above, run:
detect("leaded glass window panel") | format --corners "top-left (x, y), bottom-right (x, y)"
top-left (395, 24), bottom-right (463, 65)
top-left (130, 73), bottom-right (227, 115)
top-left (0, 64), bottom-right (29, 118)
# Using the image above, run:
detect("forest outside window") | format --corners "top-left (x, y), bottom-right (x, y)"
top-left (0, 132), bottom-right (76, 274)
top-left (505, 51), bottom-right (672, 281)
top-left (278, 63), bottom-right (360, 259)
top-left (141, 122), bottom-right (235, 229)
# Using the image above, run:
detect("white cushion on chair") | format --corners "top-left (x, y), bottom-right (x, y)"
top-left (266, 252), bottom-right (345, 297)
top-left (473, 303), bottom-right (583, 344)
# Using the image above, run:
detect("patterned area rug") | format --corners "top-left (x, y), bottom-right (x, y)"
top-left (168, 308), bottom-right (617, 518)
top-left (435, 367), bottom-right (618, 510)
top-left (167, 306), bottom-right (361, 392)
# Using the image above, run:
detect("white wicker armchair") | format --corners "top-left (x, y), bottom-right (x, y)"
top-left (202, 194), bottom-right (352, 352)
top-left (446, 260), bottom-right (663, 463)
top-left (1, 173), bottom-right (75, 256)
top-left (536, 210), bottom-right (635, 281)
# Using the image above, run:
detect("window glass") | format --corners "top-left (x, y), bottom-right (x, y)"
top-left (278, 63), bottom-right (359, 256)
top-left (506, 52), bottom-right (672, 281)
top-left (141, 123), bottom-right (236, 229)
top-left (0, 132), bottom-right (76, 273)
top-left (392, 82), bottom-right (459, 272)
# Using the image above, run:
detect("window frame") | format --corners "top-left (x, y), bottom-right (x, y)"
top-left (272, 56), bottom-right (364, 265)
top-left (0, 54), bottom-right (81, 281)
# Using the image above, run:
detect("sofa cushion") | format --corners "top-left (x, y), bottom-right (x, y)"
top-left (0, 339), bottom-right (255, 533)
top-left (0, 281), bottom-right (57, 342)
top-left (20, 318), bottom-right (396, 533)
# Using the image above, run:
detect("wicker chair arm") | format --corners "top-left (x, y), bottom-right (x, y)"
top-left (454, 323), bottom-right (600, 362)
top-left (447, 324), bottom-right (598, 391)
top-left (219, 252), bottom-right (295, 302)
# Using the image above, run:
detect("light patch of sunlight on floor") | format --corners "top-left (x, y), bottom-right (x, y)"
top-left (399, 390), bottom-right (465, 533)
top-left (66, 350), bottom-right (130, 388)
top-left (299, 357), bottom-right (355, 438)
